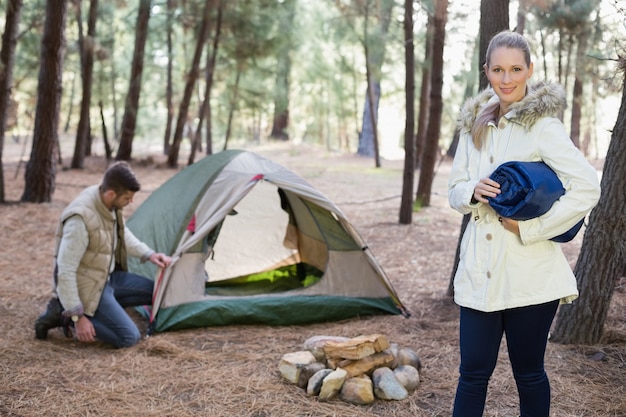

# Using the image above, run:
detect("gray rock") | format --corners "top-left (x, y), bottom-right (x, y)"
top-left (383, 343), bottom-right (399, 369)
top-left (306, 368), bottom-right (333, 396)
top-left (340, 375), bottom-right (375, 405)
top-left (397, 347), bottom-right (422, 372)
top-left (278, 351), bottom-right (317, 384)
top-left (372, 367), bottom-right (408, 401)
top-left (297, 362), bottom-right (327, 389)
top-left (319, 368), bottom-right (348, 401)
top-left (303, 335), bottom-right (351, 362)
top-left (393, 365), bottom-right (420, 392)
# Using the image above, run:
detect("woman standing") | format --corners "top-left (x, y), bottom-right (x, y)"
top-left (448, 31), bottom-right (600, 416)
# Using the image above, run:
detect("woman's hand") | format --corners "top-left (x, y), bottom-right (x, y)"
top-left (499, 216), bottom-right (520, 236)
top-left (473, 178), bottom-right (501, 203)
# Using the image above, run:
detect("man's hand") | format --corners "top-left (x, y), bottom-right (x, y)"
top-left (149, 252), bottom-right (172, 268)
top-left (74, 316), bottom-right (96, 343)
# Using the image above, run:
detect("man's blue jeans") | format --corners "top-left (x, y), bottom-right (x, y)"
top-left (90, 271), bottom-right (153, 349)
top-left (452, 300), bottom-right (559, 417)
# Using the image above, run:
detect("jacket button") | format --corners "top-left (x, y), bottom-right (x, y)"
top-left (486, 271), bottom-right (492, 278)
top-left (486, 233), bottom-right (493, 240)
top-left (489, 156), bottom-right (494, 163)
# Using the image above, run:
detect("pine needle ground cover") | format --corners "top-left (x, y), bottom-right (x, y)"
top-left (1, 143), bottom-right (623, 417)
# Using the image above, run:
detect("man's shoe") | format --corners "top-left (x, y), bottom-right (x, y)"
top-left (34, 298), bottom-right (64, 340)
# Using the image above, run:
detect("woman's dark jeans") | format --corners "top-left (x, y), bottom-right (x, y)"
top-left (452, 300), bottom-right (559, 417)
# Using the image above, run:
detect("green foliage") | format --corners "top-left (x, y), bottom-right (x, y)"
top-left (0, 0), bottom-right (619, 160)
top-left (526, 0), bottom-right (619, 108)
top-left (0, 0), bottom-right (424, 153)
top-left (412, 198), bottom-right (423, 212)
top-left (532, 0), bottom-right (601, 32)
top-left (11, 0), bottom-right (46, 107)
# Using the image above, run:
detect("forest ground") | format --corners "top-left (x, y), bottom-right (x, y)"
top-left (0, 139), bottom-right (624, 417)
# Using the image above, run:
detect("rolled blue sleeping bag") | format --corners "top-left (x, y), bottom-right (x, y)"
top-left (488, 161), bottom-right (584, 243)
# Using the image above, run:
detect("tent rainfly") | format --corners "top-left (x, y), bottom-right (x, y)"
top-left (127, 149), bottom-right (409, 332)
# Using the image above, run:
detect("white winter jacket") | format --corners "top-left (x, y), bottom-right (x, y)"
top-left (448, 81), bottom-right (601, 312)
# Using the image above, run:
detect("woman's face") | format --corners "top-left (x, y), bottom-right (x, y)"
top-left (484, 46), bottom-right (533, 110)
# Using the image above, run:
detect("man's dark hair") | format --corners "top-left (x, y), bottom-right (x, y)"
top-left (101, 161), bottom-right (141, 194)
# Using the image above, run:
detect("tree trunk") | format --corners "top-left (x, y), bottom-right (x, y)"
top-left (222, 69), bottom-right (241, 151)
top-left (551, 61), bottom-right (626, 345)
top-left (589, 12), bottom-right (603, 160)
top-left (21, 0), bottom-right (68, 203)
top-left (72, 0), bottom-right (98, 169)
top-left (447, 36), bottom-right (479, 159)
top-left (399, 0), bottom-right (415, 225)
top-left (563, 34), bottom-right (574, 100)
top-left (116, 0), bottom-right (151, 161)
top-left (205, 1), bottom-right (224, 157)
top-left (414, 12), bottom-right (433, 171)
top-left (162, 0), bottom-right (175, 155)
top-left (364, 46), bottom-right (381, 168)
top-left (188, 107), bottom-right (204, 165)
top-left (448, 0), bottom-right (509, 294)
top-left (356, 0), bottom-right (394, 160)
top-left (0, 0), bottom-right (23, 204)
top-left (447, 214), bottom-right (470, 297)
top-left (167, 0), bottom-right (213, 168)
top-left (108, 19), bottom-right (119, 140)
top-left (73, 2), bottom-right (84, 92)
top-left (63, 70), bottom-right (77, 133)
top-left (478, 0), bottom-right (509, 90)
top-left (99, 100), bottom-right (112, 160)
top-left (358, 75), bottom-right (380, 159)
top-left (540, 29), bottom-right (549, 79)
top-left (569, 29), bottom-right (588, 149)
top-left (415, 0), bottom-right (448, 207)
top-left (269, 0), bottom-right (296, 141)
top-left (515, 0), bottom-right (526, 34)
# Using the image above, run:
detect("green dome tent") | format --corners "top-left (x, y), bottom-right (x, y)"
top-left (128, 149), bottom-right (408, 332)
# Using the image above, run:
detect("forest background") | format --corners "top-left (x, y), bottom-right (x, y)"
top-left (2, 0), bottom-right (624, 166)
top-left (0, 0), bottom-right (625, 415)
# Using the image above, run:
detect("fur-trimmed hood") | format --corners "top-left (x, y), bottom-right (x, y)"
top-left (458, 81), bottom-right (567, 133)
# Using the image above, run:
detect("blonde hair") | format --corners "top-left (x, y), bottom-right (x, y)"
top-left (471, 31), bottom-right (532, 149)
